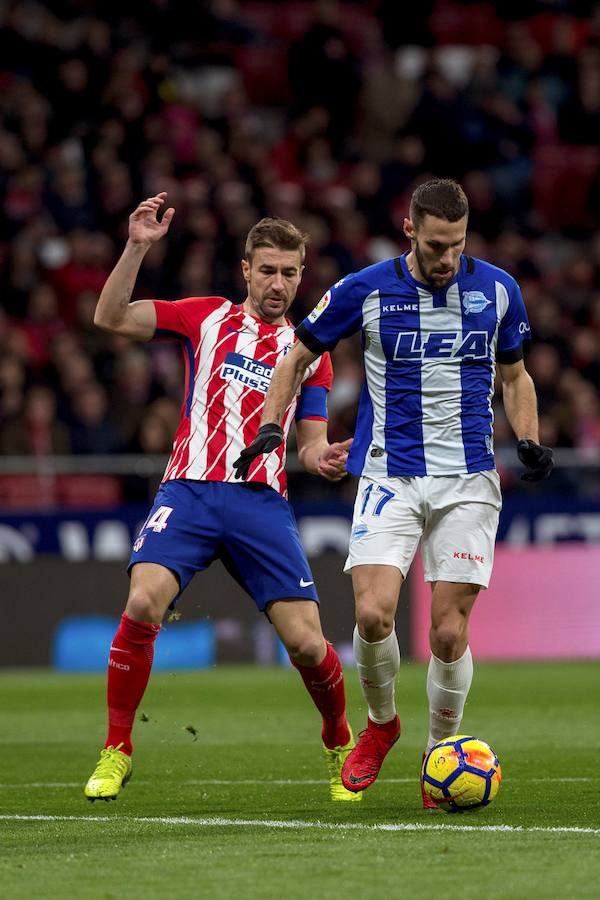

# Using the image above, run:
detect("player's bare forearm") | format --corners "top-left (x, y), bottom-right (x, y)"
top-left (94, 241), bottom-right (156, 339)
top-left (296, 420), bottom-right (351, 480)
top-left (500, 360), bottom-right (539, 442)
top-left (261, 342), bottom-right (317, 427)
top-left (296, 429), bottom-right (329, 475)
top-left (95, 192), bottom-right (174, 340)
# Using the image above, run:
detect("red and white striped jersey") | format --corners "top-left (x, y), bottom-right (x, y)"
top-left (152, 296), bottom-right (333, 497)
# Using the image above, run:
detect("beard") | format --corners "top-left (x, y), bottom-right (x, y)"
top-left (414, 244), bottom-right (455, 288)
top-left (249, 292), bottom-right (292, 324)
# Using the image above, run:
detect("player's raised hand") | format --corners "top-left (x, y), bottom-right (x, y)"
top-left (128, 192), bottom-right (175, 245)
top-left (318, 437), bottom-right (353, 481)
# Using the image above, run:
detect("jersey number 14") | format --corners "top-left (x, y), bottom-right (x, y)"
top-left (143, 506), bottom-right (174, 533)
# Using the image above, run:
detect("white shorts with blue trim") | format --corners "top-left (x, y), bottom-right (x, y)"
top-left (344, 471), bottom-right (502, 588)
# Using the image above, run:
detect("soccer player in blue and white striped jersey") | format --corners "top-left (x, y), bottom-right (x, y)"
top-left (235, 178), bottom-right (553, 806)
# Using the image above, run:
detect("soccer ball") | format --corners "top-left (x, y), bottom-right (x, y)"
top-left (421, 735), bottom-right (501, 813)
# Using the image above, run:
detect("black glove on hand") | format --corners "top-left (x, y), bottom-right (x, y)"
top-left (517, 439), bottom-right (554, 482)
top-left (233, 424), bottom-right (284, 480)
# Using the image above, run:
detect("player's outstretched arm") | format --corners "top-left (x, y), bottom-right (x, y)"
top-left (233, 341), bottom-right (317, 480)
top-left (264, 341), bottom-right (318, 427)
top-left (94, 192), bottom-right (175, 341)
top-left (500, 359), bottom-right (554, 481)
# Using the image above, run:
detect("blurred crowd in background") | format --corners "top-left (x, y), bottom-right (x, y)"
top-left (1, 0), bottom-right (600, 501)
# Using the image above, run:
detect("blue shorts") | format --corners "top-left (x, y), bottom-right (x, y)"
top-left (128, 480), bottom-right (319, 612)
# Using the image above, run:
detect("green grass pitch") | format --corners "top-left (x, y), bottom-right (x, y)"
top-left (1, 661), bottom-right (599, 899)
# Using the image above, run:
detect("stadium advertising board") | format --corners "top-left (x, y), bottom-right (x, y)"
top-left (411, 546), bottom-right (600, 660)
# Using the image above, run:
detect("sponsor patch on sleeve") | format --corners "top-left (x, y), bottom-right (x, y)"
top-left (308, 291), bottom-right (331, 323)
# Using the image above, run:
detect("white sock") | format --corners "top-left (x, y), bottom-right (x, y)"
top-left (353, 625), bottom-right (400, 725)
top-left (426, 646), bottom-right (473, 751)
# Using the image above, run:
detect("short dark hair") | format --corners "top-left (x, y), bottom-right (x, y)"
top-left (244, 217), bottom-right (310, 263)
top-left (410, 179), bottom-right (469, 228)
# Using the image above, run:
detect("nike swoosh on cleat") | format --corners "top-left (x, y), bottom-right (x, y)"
top-left (300, 578), bottom-right (314, 587)
top-left (348, 774), bottom-right (373, 785)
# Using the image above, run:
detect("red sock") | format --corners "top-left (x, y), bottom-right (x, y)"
top-left (105, 613), bottom-right (160, 756)
top-left (368, 715), bottom-right (400, 735)
top-left (292, 642), bottom-right (350, 749)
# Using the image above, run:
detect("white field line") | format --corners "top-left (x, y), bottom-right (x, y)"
top-left (1, 814), bottom-right (599, 836)
top-left (0, 776), bottom-right (596, 789)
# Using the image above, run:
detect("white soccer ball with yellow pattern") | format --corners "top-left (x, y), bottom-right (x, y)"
top-left (421, 735), bottom-right (502, 813)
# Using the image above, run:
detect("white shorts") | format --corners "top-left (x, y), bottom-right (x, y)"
top-left (344, 471), bottom-right (502, 588)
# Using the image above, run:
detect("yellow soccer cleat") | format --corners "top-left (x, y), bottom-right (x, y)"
top-left (323, 728), bottom-right (363, 802)
top-left (84, 744), bottom-right (132, 801)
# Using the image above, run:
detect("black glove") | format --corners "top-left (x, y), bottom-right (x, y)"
top-left (233, 424), bottom-right (284, 480)
top-left (517, 439), bottom-right (554, 482)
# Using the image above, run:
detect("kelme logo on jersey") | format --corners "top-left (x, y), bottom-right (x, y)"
top-left (462, 291), bottom-right (491, 314)
top-left (393, 330), bottom-right (489, 359)
top-left (308, 291), bottom-right (331, 323)
top-left (221, 352), bottom-right (274, 392)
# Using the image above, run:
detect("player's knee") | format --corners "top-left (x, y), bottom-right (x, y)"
top-left (430, 617), bottom-right (466, 658)
top-left (356, 603), bottom-right (395, 642)
top-left (125, 587), bottom-right (166, 624)
top-left (284, 629), bottom-right (324, 665)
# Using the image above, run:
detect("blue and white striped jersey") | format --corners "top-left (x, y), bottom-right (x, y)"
top-left (296, 253), bottom-right (530, 478)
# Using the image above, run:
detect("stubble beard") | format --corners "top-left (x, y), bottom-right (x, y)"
top-left (414, 243), bottom-right (455, 289)
top-left (250, 292), bottom-right (291, 324)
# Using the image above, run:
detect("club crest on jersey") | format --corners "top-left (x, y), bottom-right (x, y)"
top-left (221, 351), bottom-right (274, 392)
top-left (351, 524), bottom-right (369, 541)
top-left (462, 291), bottom-right (491, 314)
top-left (308, 291), bottom-right (331, 323)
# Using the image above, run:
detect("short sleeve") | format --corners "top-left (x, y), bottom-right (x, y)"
top-left (304, 352), bottom-right (333, 390)
top-left (295, 274), bottom-right (364, 353)
top-left (497, 280), bottom-right (531, 353)
top-left (153, 297), bottom-right (225, 340)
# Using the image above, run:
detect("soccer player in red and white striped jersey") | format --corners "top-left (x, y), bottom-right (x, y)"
top-left (153, 290), bottom-right (332, 496)
top-left (84, 193), bottom-right (360, 804)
